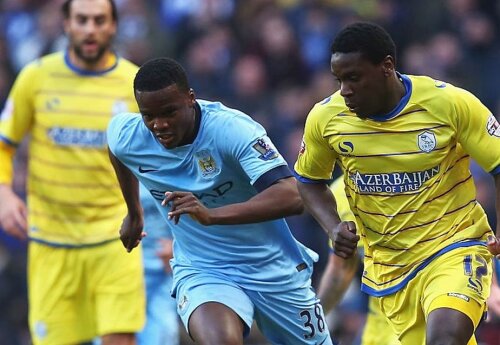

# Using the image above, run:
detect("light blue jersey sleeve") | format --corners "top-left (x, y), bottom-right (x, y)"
top-left (216, 112), bottom-right (288, 185)
top-left (107, 112), bottom-right (141, 157)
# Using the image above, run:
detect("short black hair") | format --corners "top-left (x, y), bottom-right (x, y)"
top-left (134, 58), bottom-right (190, 93)
top-left (331, 22), bottom-right (396, 65)
top-left (62, 0), bottom-right (118, 22)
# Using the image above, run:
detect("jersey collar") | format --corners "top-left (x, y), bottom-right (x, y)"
top-left (64, 50), bottom-right (119, 76)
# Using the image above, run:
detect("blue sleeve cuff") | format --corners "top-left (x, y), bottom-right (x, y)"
top-left (490, 164), bottom-right (500, 176)
top-left (253, 165), bottom-right (293, 193)
top-left (0, 135), bottom-right (19, 147)
top-left (292, 169), bottom-right (333, 184)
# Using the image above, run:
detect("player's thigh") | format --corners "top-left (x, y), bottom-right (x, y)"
top-left (173, 274), bottom-right (254, 341)
top-left (422, 246), bottom-right (492, 345)
top-left (28, 242), bottom-right (95, 345)
top-left (379, 245), bottom-right (492, 345)
top-left (90, 240), bottom-right (145, 336)
top-left (189, 302), bottom-right (247, 345)
top-left (361, 297), bottom-right (400, 345)
top-left (138, 272), bottom-right (179, 345)
top-left (249, 286), bottom-right (335, 345)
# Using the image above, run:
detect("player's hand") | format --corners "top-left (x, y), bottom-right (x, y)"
top-left (156, 238), bottom-right (173, 273)
top-left (487, 235), bottom-right (500, 258)
top-left (0, 185), bottom-right (28, 240)
top-left (162, 191), bottom-right (212, 225)
top-left (119, 214), bottom-right (146, 252)
top-left (330, 221), bottom-right (359, 259)
top-left (486, 276), bottom-right (500, 321)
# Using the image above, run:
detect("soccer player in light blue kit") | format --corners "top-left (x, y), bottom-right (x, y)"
top-left (107, 57), bottom-right (334, 345)
top-left (137, 183), bottom-right (179, 345)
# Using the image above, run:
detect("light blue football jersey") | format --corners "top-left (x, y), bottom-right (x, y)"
top-left (108, 100), bottom-right (317, 293)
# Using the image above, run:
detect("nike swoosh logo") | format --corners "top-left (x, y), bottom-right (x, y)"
top-left (138, 167), bottom-right (158, 173)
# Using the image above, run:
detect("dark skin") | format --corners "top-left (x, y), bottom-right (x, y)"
top-left (298, 51), bottom-right (500, 345)
top-left (111, 83), bottom-right (304, 345)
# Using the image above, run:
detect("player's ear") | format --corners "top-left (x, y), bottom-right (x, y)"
top-left (189, 88), bottom-right (196, 106)
top-left (382, 56), bottom-right (395, 77)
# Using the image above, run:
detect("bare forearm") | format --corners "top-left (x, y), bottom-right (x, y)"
top-left (318, 254), bottom-right (359, 314)
top-left (297, 182), bottom-right (340, 236)
top-left (209, 177), bottom-right (303, 225)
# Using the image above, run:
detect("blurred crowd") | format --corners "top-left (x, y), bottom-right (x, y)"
top-left (1, 0), bottom-right (499, 344)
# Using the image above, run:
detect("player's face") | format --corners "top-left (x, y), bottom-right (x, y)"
top-left (64, 0), bottom-right (116, 65)
top-left (137, 84), bottom-right (197, 149)
top-left (331, 52), bottom-right (389, 118)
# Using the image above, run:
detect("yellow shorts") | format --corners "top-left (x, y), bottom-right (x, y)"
top-left (377, 245), bottom-right (492, 345)
top-left (28, 240), bottom-right (145, 345)
top-left (361, 296), bottom-right (400, 345)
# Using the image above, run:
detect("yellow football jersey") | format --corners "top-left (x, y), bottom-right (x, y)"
top-left (0, 52), bottom-right (138, 245)
top-left (295, 74), bottom-right (500, 296)
top-left (330, 177), bottom-right (355, 223)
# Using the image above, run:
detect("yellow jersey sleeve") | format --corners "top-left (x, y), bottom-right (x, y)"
top-left (0, 60), bottom-right (39, 184)
top-left (294, 98), bottom-right (339, 181)
top-left (452, 87), bottom-right (500, 174)
top-left (328, 177), bottom-right (361, 249)
top-left (329, 177), bottom-right (355, 222)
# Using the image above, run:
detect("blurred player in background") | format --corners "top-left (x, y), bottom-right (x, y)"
top-left (107, 57), bottom-right (335, 345)
top-left (137, 183), bottom-right (179, 345)
top-left (295, 22), bottom-right (500, 345)
top-left (0, 0), bottom-right (145, 344)
top-left (318, 177), bottom-right (400, 345)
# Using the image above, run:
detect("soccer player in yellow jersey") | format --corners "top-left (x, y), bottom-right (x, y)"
top-left (318, 177), bottom-right (400, 345)
top-left (294, 22), bottom-right (500, 345)
top-left (0, 0), bottom-right (145, 344)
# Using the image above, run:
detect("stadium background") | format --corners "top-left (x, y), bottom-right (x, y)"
top-left (0, 0), bottom-right (499, 344)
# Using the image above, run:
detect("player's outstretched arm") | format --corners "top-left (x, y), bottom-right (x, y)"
top-left (487, 174), bottom-right (500, 258)
top-left (108, 149), bottom-right (145, 252)
top-left (163, 176), bottom-right (303, 225)
top-left (318, 252), bottom-right (359, 314)
top-left (297, 182), bottom-right (359, 259)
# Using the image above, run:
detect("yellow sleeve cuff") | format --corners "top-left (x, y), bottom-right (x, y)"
top-left (0, 141), bottom-right (16, 185)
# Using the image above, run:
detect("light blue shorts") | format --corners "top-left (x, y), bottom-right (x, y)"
top-left (138, 270), bottom-right (179, 345)
top-left (173, 271), bottom-right (335, 345)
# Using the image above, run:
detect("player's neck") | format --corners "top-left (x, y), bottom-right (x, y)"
top-left (67, 49), bottom-right (116, 72)
top-left (383, 75), bottom-right (406, 114)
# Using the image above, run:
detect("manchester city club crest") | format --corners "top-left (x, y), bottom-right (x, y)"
top-left (417, 131), bottom-right (437, 153)
top-left (194, 149), bottom-right (220, 178)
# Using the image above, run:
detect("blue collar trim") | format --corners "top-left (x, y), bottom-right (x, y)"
top-left (64, 50), bottom-right (119, 76)
top-left (368, 73), bottom-right (412, 122)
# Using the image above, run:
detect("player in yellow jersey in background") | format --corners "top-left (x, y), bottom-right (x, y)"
top-left (295, 22), bottom-right (500, 345)
top-left (318, 177), bottom-right (400, 345)
top-left (0, 0), bottom-right (145, 344)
